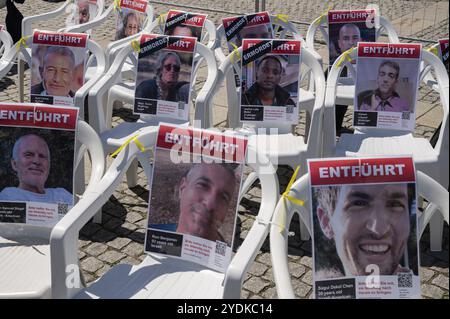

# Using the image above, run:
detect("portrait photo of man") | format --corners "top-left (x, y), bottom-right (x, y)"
top-left (31, 46), bottom-right (76, 98)
top-left (313, 183), bottom-right (417, 279)
top-left (241, 55), bottom-right (295, 107)
top-left (149, 160), bottom-right (241, 245)
top-left (135, 51), bottom-right (190, 104)
top-left (166, 24), bottom-right (201, 41)
top-left (0, 134), bottom-right (73, 205)
top-left (233, 23), bottom-right (272, 48)
top-left (357, 61), bottom-right (410, 112)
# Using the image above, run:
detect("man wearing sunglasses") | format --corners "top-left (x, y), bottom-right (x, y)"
top-left (135, 51), bottom-right (190, 104)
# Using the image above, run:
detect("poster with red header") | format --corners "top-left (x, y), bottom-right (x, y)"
top-left (354, 42), bottom-right (422, 131)
top-left (163, 10), bottom-right (207, 42)
top-left (0, 103), bottom-right (78, 227)
top-left (134, 34), bottom-right (197, 120)
top-left (114, 0), bottom-right (148, 40)
top-left (308, 156), bottom-right (420, 299)
top-left (30, 31), bottom-right (89, 107)
top-left (438, 38), bottom-right (449, 74)
top-left (240, 39), bottom-right (301, 124)
top-left (328, 9), bottom-right (377, 68)
top-left (222, 11), bottom-right (274, 52)
top-left (145, 123), bottom-right (248, 272)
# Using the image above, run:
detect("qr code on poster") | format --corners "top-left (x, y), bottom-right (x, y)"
top-left (215, 241), bottom-right (227, 256)
top-left (402, 112), bottom-right (411, 120)
top-left (398, 273), bottom-right (413, 288)
top-left (58, 203), bottom-right (69, 216)
top-left (286, 106), bottom-right (294, 114)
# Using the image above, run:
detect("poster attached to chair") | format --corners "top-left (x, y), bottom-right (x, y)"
top-left (134, 35), bottom-right (197, 121)
top-left (328, 9), bottom-right (377, 68)
top-left (354, 42), bottom-right (422, 131)
top-left (163, 9), bottom-right (207, 42)
top-left (0, 103), bottom-right (78, 227)
top-left (30, 30), bottom-right (89, 107)
top-left (438, 38), bottom-right (449, 75)
top-left (70, 0), bottom-right (99, 27)
top-left (222, 11), bottom-right (274, 53)
top-left (144, 123), bottom-right (247, 272)
top-left (308, 156), bottom-right (420, 299)
top-left (240, 39), bottom-right (301, 124)
top-left (114, 0), bottom-right (148, 41)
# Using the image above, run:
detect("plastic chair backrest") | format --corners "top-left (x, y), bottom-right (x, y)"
top-left (0, 28), bottom-right (13, 57)
top-left (323, 47), bottom-right (449, 159)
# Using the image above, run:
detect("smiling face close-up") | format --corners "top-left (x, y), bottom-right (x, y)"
top-left (318, 184), bottom-right (411, 276)
top-left (42, 52), bottom-right (74, 97)
top-left (11, 135), bottom-right (50, 194)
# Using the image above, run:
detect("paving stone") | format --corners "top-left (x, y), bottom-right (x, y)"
top-left (95, 264), bottom-right (112, 277)
top-left (123, 242), bottom-right (144, 257)
top-left (84, 242), bottom-right (108, 257)
top-left (256, 253), bottom-right (272, 266)
top-left (301, 270), bottom-right (313, 285)
top-left (81, 257), bottom-right (104, 273)
top-left (119, 256), bottom-right (142, 266)
top-left (107, 237), bottom-right (132, 250)
top-left (125, 211), bottom-right (143, 224)
top-left (420, 268), bottom-right (435, 283)
top-left (293, 280), bottom-right (312, 298)
top-left (98, 250), bottom-right (127, 264)
top-left (248, 262), bottom-right (268, 277)
top-left (80, 223), bottom-right (102, 237)
top-left (289, 262), bottom-right (307, 279)
top-left (422, 284), bottom-right (445, 299)
top-left (432, 274), bottom-right (449, 290)
top-left (91, 229), bottom-right (117, 242)
top-left (262, 286), bottom-right (278, 299)
top-left (243, 277), bottom-right (270, 294)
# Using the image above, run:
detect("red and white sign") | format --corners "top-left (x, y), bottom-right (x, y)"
top-left (140, 34), bottom-right (196, 53)
top-left (358, 42), bottom-right (422, 59)
top-left (32, 31), bottom-right (88, 48)
top-left (309, 157), bottom-right (415, 186)
top-left (120, 0), bottom-right (147, 13)
top-left (328, 9), bottom-right (376, 23)
top-left (0, 104), bottom-right (78, 130)
top-left (166, 9), bottom-right (207, 27)
top-left (157, 124), bottom-right (248, 163)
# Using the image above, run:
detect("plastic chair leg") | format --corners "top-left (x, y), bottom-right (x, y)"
top-left (126, 158), bottom-right (139, 188)
top-left (428, 204), bottom-right (444, 251)
top-left (18, 58), bottom-right (25, 102)
top-left (239, 171), bottom-right (258, 202)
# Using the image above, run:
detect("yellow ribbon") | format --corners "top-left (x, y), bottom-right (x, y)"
top-left (230, 42), bottom-right (241, 64)
top-left (275, 14), bottom-right (289, 24)
top-left (278, 165), bottom-right (305, 233)
top-left (427, 46), bottom-right (439, 56)
top-left (110, 134), bottom-right (146, 158)
top-left (131, 39), bottom-right (140, 53)
top-left (113, 0), bottom-right (121, 12)
top-left (315, 4), bottom-right (332, 26)
top-left (336, 47), bottom-right (354, 67)
top-left (15, 36), bottom-right (30, 52)
top-left (157, 13), bottom-right (168, 26)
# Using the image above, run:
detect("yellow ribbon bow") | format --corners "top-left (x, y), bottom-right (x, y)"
top-left (315, 4), bottom-right (332, 26)
top-left (15, 36), bottom-right (30, 52)
top-left (230, 42), bottom-right (241, 64)
top-left (113, 0), bottom-right (121, 12)
top-left (110, 134), bottom-right (146, 158)
top-left (279, 165), bottom-right (305, 233)
top-left (157, 13), bottom-right (168, 26)
top-left (275, 14), bottom-right (289, 24)
top-left (131, 39), bottom-right (140, 53)
top-left (336, 47), bottom-right (354, 67)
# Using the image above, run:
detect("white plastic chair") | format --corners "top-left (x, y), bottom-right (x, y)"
top-left (269, 171), bottom-right (449, 298)
top-left (60, 1), bottom-right (154, 82)
top-left (306, 15), bottom-right (400, 105)
top-left (50, 126), bottom-right (279, 298)
top-left (0, 34), bottom-right (106, 120)
top-left (0, 27), bottom-right (13, 58)
top-left (0, 118), bottom-right (105, 298)
top-left (322, 47), bottom-right (449, 250)
top-left (17, 0), bottom-right (106, 102)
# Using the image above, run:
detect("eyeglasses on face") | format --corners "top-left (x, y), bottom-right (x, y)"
top-left (163, 64), bottom-right (181, 72)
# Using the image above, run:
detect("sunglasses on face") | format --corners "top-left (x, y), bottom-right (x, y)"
top-left (163, 64), bottom-right (181, 72)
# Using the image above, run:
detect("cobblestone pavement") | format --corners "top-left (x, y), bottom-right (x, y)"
top-left (1, 0), bottom-right (448, 299)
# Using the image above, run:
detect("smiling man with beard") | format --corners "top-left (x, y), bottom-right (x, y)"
top-left (315, 183), bottom-right (413, 277)
top-left (241, 55), bottom-right (295, 107)
top-left (0, 134), bottom-right (73, 205)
